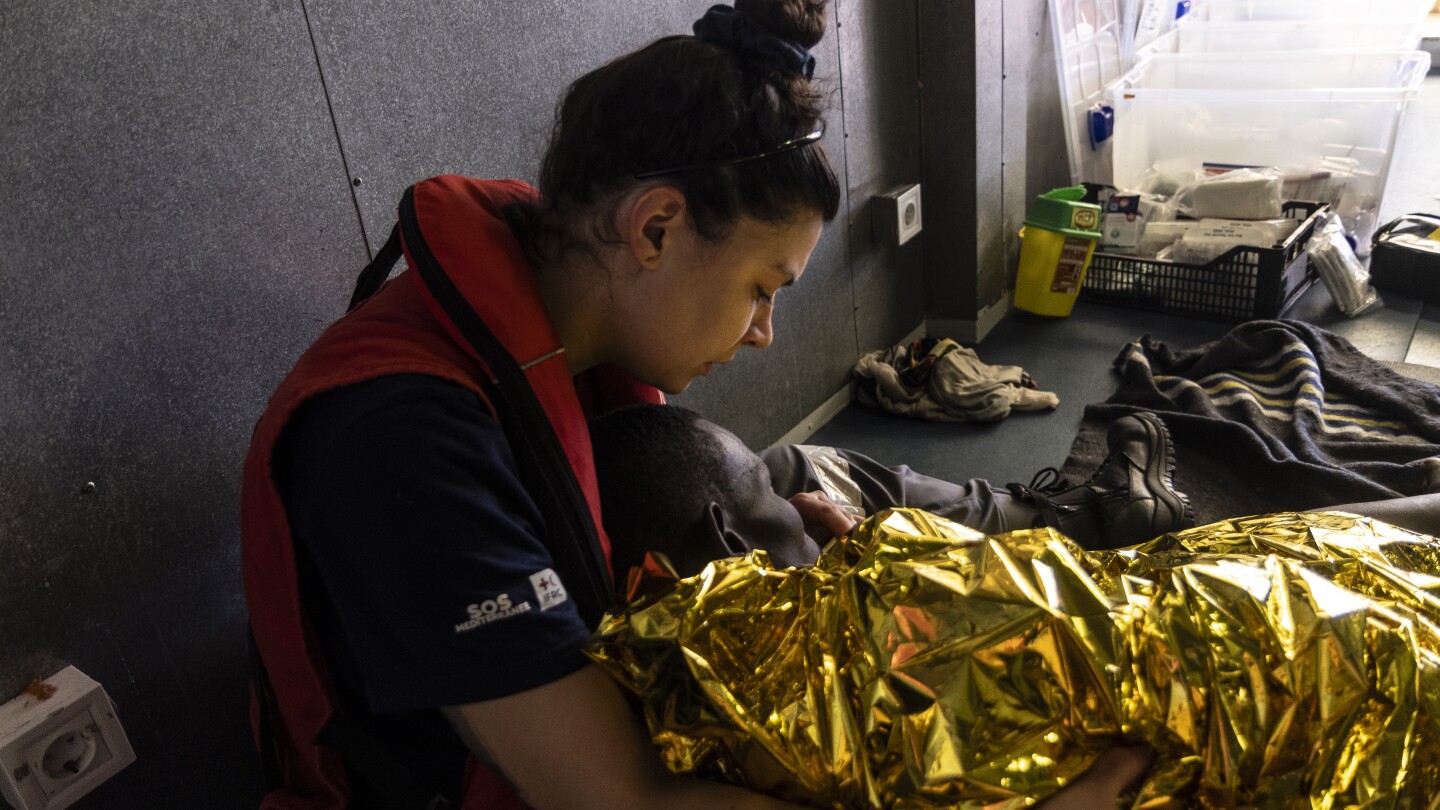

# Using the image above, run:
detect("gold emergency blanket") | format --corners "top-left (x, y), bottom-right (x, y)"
top-left (586, 509), bottom-right (1440, 808)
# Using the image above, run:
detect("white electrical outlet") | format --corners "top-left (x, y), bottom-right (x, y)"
top-left (871, 183), bottom-right (923, 246)
top-left (0, 667), bottom-right (135, 810)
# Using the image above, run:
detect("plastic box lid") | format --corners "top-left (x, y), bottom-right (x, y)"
top-left (1114, 50), bottom-right (1433, 95)
top-left (1174, 18), bottom-right (1426, 53)
top-left (1198, 0), bottom-right (1434, 22)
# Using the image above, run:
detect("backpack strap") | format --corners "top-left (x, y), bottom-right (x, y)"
top-left (313, 194), bottom-right (615, 807)
top-left (247, 624), bottom-right (285, 792)
top-left (349, 225), bottom-right (405, 311)
top-left (394, 185), bottom-right (616, 622)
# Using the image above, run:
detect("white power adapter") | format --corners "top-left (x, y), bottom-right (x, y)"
top-left (0, 667), bottom-right (136, 810)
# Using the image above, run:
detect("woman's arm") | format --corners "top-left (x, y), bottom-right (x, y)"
top-left (447, 664), bottom-right (1153, 810)
top-left (444, 664), bottom-right (805, 810)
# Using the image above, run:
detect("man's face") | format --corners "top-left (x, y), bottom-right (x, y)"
top-left (701, 422), bottom-right (821, 568)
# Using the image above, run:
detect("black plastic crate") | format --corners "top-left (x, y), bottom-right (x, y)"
top-left (1079, 201), bottom-right (1326, 322)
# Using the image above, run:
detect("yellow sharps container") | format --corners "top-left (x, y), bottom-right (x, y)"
top-left (1013, 186), bottom-right (1102, 317)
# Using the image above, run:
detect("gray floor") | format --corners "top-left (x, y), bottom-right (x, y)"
top-left (810, 71), bottom-right (1440, 489)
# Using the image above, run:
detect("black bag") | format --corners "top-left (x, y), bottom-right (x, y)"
top-left (1370, 214), bottom-right (1440, 303)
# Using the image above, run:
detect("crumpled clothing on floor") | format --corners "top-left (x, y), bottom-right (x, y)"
top-left (853, 337), bottom-right (1059, 422)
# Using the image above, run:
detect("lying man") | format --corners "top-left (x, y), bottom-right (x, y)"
top-left (587, 404), bottom-right (1440, 808)
top-left (588, 403), bottom-right (1176, 808)
top-left (590, 404), bottom-right (1196, 581)
top-left (591, 405), bottom-right (1440, 580)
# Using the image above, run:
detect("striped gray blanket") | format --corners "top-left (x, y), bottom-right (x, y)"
top-left (1075, 320), bottom-right (1440, 516)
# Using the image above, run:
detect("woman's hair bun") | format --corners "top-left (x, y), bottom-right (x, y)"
top-left (733, 0), bottom-right (829, 50)
top-left (507, 0), bottom-right (842, 267)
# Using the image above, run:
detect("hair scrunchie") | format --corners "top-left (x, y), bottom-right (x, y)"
top-left (693, 5), bottom-right (817, 79)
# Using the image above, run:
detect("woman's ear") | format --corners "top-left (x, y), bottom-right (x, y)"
top-left (623, 185), bottom-right (687, 270)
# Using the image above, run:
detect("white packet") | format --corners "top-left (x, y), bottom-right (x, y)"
top-left (1148, 173), bottom-right (1205, 223)
top-left (1188, 168), bottom-right (1285, 220)
top-left (1192, 218), bottom-right (1299, 246)
top-left (1164, 236), bottom-right (1236, 266)
top-left (1306, 211), bottom-right (1382, 318)
top-left (1100, 193), bottom-right (1145, 253)
top-left (1136, 220), bottom-right (1193, 257)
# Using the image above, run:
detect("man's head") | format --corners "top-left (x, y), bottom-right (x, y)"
top-left (589, 404), bottom-right (820, 579)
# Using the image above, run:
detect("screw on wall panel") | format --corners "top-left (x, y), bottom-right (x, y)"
top-left (352, 177), bottom-right (363, 187)
top-left (80, 481), bottom-right (97, 494)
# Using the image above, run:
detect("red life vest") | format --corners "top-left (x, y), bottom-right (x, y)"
top-left (241, 176), bottom-right (663, 809)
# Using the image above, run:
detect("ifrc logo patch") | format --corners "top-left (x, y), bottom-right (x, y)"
top-left (529, 568), bottom-right (568, 611)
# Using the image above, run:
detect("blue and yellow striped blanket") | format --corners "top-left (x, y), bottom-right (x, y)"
top-left (1081, 320), bottom-right (1440, 517)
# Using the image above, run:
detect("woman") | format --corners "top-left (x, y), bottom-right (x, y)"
top-left (241, 2), bottom-right (1148, 807)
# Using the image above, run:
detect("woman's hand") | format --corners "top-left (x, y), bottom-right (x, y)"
top-left (1036, 744), bottom-right (1153, 809)
top-left (788, 490), bottom-right (860, 542)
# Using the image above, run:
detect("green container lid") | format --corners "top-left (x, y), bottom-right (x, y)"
top-left (1023, 186), bottom-right (1101, 240)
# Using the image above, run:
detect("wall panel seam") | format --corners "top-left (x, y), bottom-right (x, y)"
top-left (914, 0), bottom-right (926, 338)
top-left (298, 0), bottom-right (372, 258)
top-left (833, 0), bottom-right (861, 362)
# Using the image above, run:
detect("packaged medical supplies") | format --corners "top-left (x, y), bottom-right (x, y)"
top-left (1306, 211), bottom-right (1382, 317)
top-left (590, 509), bottom-right (1440, 808)
top-left (1133, 219), bottom-right (1194, 258)
top-left (1082, 199), bottom-right (1325, 321)
top-left (1146, 216), bottom-right (1307, 263)
top-left (1191, 217), bottom-right (1300, 246)
top-left (1106, 51), bottom-right (1430, 247)
top-left (1157, 218), bottom-right (1303, 265)
top-left (1187, 168), bottom-right (1286, 221)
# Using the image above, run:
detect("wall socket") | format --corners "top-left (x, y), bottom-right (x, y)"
top-left (872, 183), bottom-right (923, 246)
top-left (0, 667), bottom-right (136, 810)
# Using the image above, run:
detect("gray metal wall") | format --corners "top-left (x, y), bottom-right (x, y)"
top-left (0, 0), bottom-right (929, 804)
top-left (918, 0), bottom-right (1069, 337)
top-left (675, 0), bottom-right (925, 445)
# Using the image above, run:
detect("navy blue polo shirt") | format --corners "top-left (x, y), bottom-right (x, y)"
top-left (273, 373), bottom-right (597, 789)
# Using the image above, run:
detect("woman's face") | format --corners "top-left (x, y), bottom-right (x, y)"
top-left (613, 212), bottom-right (824, 394)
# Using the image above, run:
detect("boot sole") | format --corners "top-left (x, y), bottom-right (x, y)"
top-left (1133, 411), bottom-right (1194, 531)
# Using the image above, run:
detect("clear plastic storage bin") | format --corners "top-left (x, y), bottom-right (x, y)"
top-left (1116, 50), bottom-right (1431, 91)
top-left (1174, 19), bottom-right (1426, 53)
top-left (1200, 0), bottom-right (1434, 22)
top-left (1109, 50), bottom-right (1431, 244)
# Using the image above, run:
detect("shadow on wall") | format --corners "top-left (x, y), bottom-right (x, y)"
top-left (0, 0), bottom-right (692, 806)
top-left (0, 0), bottom-right (930, 805)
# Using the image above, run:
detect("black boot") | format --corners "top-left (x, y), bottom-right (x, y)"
top-left (1006, 412), bottom-right (1194, 549)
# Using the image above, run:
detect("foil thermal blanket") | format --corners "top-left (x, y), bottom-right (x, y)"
top-left (588, 509), bottom-right (1440, 808)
